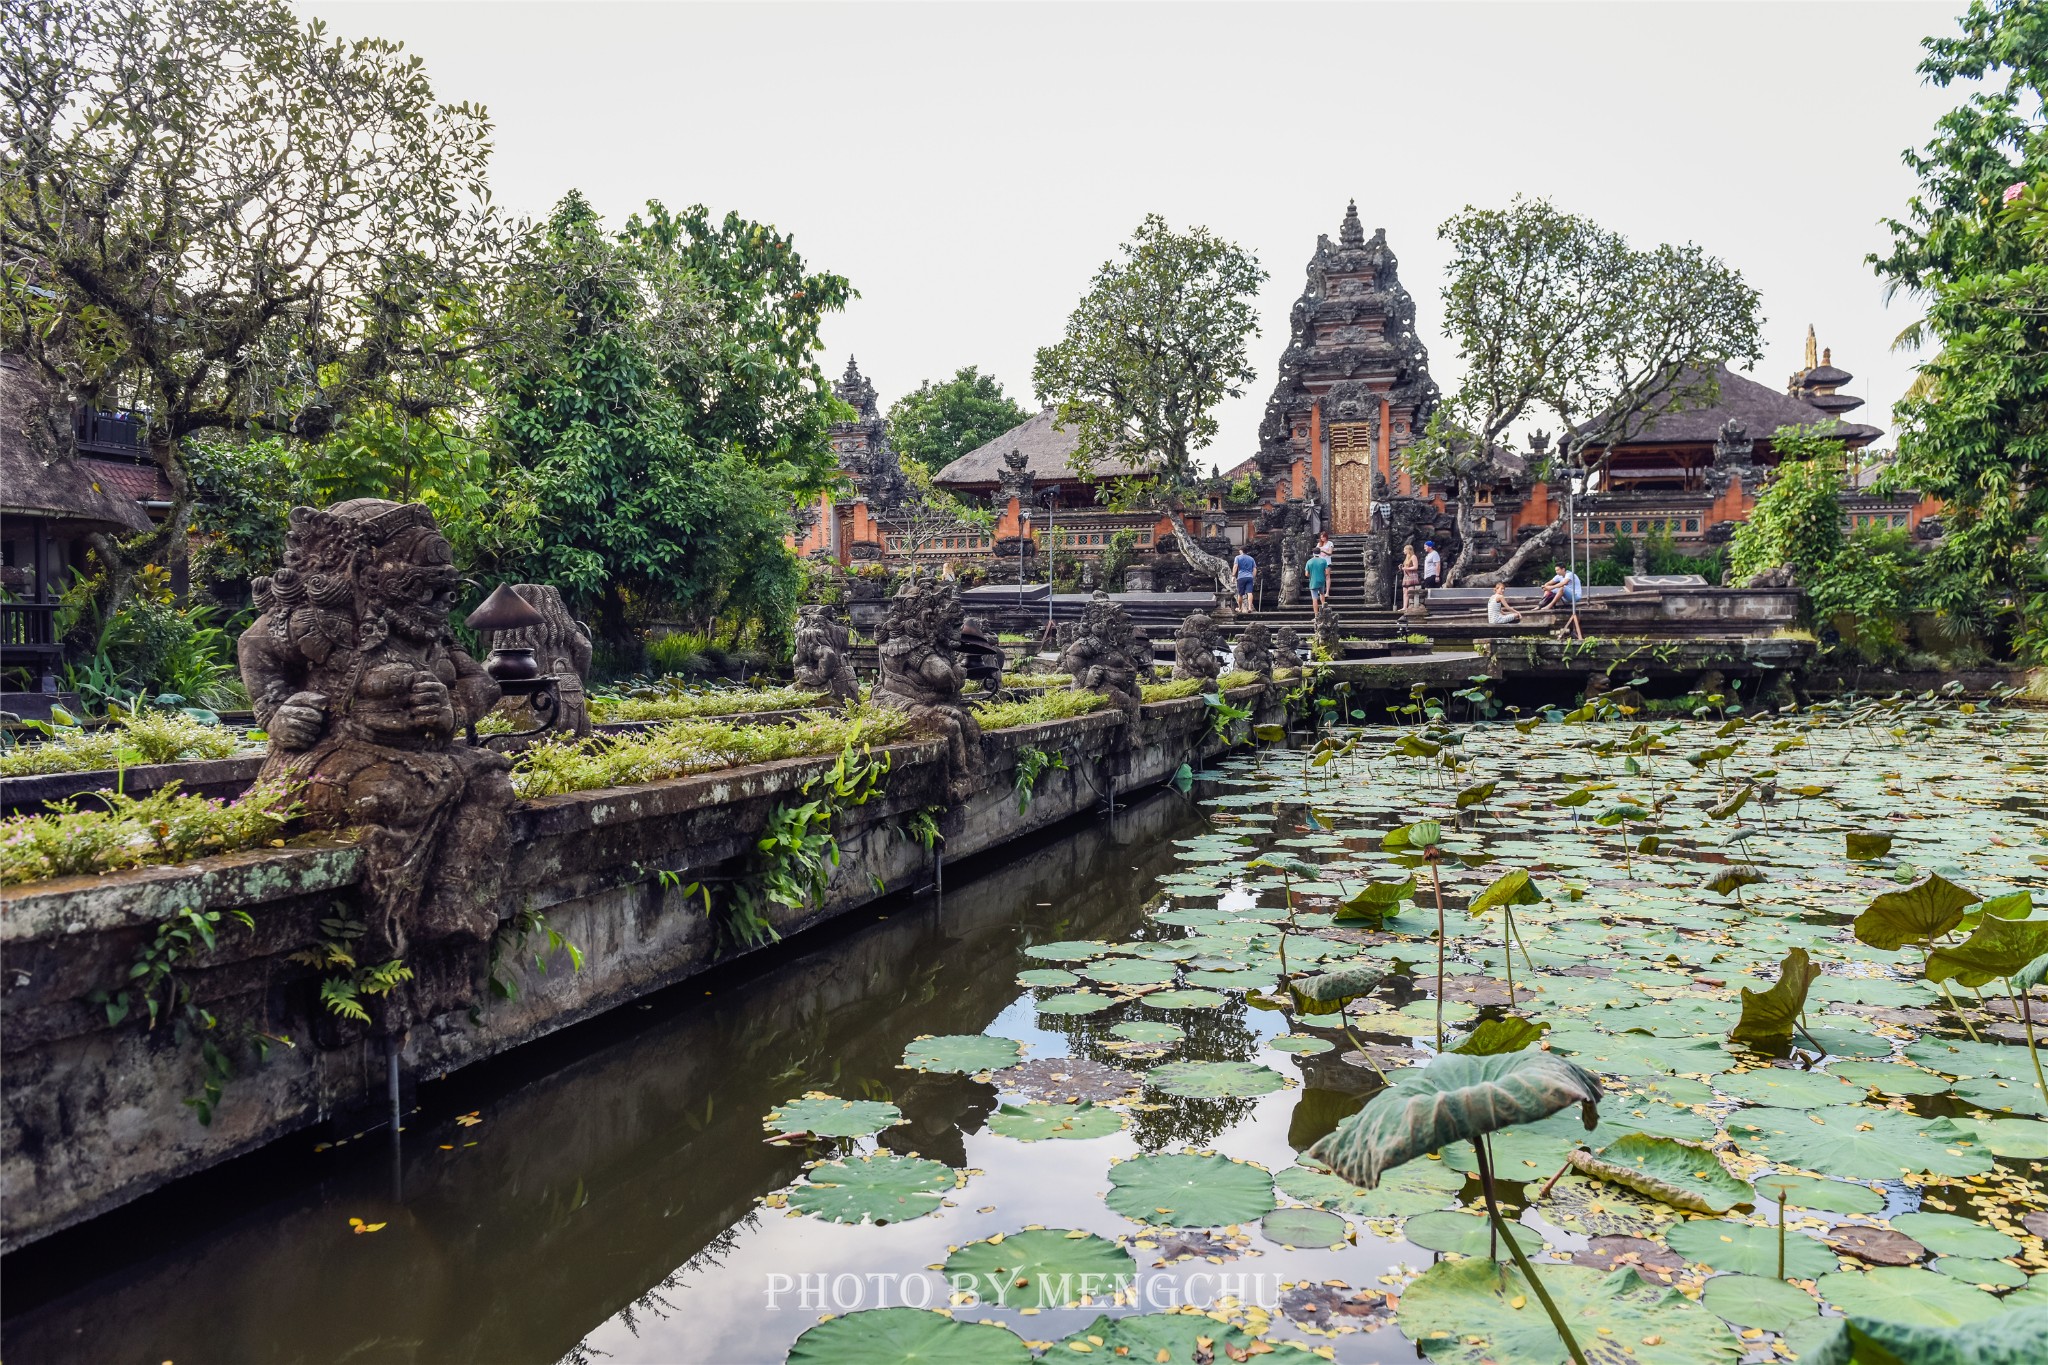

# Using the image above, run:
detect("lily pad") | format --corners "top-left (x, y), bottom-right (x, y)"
top-left (1401, 1208), bottom-right (1532, 1257)
top-left (1953, 1076), bottom-right (2048, 1116)
top-left (1022, 940), bottom-right (1109, 962)
top-left (1830, 1059), bottom-right (1953, 1095)
top-left (1815, 1265), bottom-right (2006, 1327)
top-left (1260, 1207), bottom-right (1351, 1248)
top-left (1922, 1114), bottom-right (2048, 1158)
top-left (1397, 1259), bottom-right (1742, 1365)
top-left (1142, 989), bottom-right (1228, 1010)
top-left (1145, 1060), bottom-right (1288, 1099)
top-left (1752, 1172), bottom-right (1885, 1216)
top-left (1035, 991), bottom-right (1119, 1016)
top-left (987, 1102), bottom-right (1126, 1142)
top-left (1712, 1068), bottom-right (1865, 1109)
top-left (901, 1034), bottom-right (1025, 1075)
top-left (1726, 1105), bottom-right (1997, 1181)
top-left (1106, 1153), bottom-right (1276, 1227)
top-left (1269, 1034), bottom-right (1333, 1054)
top-left (786, 1307), bottom-right (1032, 1363)
top-left (1700, 1273), bottom-right (1819, 1331)
top-left (1663, 1218), bottom-right (1838, 1278)
top-left (1080, 959), bottom-right (1180, 988)
top-left (1109, 1020), bottom-right (1184, 1045)
top-left (941, 1229), bottom-right (1136, 1309)
top-left (1054, 1313), bottom-right (1256, 1363)
top-left (764, 1093), bottom-right (905, 1139)
top-left (1278, 1159), bottom-right (1465, 1217)
top-left (1568, 1134), bottom-right (1752, 1213)
top-left (1526, 1173), bottom-right (1681, 1238)
top-left (1890, 1211), bottom-right (2020, 1259)
top-left (1931, 1256), bottom-right (2030, 1289)
top-left (787, 1154), bottom-right (960, 1225)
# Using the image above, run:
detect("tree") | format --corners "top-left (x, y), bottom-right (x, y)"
top-left (886, 367), bottom-right (1030, 473)
top-left (1032, 214), bottom-right (1267, 588)
top-left (0, 0), bottom-right (504, 603)
top-left (1413, 198), bottom-right (1763, 586)
top-left (1872, 0), bottom-right (2048, 655)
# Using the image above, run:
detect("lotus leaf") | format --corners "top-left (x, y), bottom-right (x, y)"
top-left (1663, 1218), bottom-right (1838, 1277)
top-left (1840, 1306), bottom-right (2048, 1365)
top-left (1452, 1016), bottom-right (1552, 1056)
top-left (1034, 991), bottom-right (1119, 1016)
top-left (1855, 875), bottom-right (1980, 952)
top-left (1055, 1312), bottom-right (1257, 1363)
top-left (1287, 963), bottom-right (1383, 1015)
top-left (1701, 866), bottom-right (1767, 898)
top-left (1889, 1212), bottom-right (2019, 1259)
top-left (1401, 1208), bottom-right (1532, 1257)
top-left (1848, 832), bottom-right (1896, 861)
top-left (1105, 1152), bottom-right (1276, 1226)
top-left (900, 1034), bottom-right (1025, 1075)
top-left (1752, 1173), bottom-right (1884, 1215)
top-left (1568, 1134), bottom-right (1751, 1213)
top-left (1457, 781), bottom-right (1498, 809)
top-left (1269, 1034), bottom-right (1332, 1053)
top-left (1142, 989), bottom-right (1228, 1010)
top-left (785, 1307), bottom-right (1032, 1364)
top-left (1700, 1273), bottom-right (1819, 1331)
top-left (1397, 1259), bottom-right (1742, 1365)
top-left (1727, 1105), bottom-right (1996, 1180)
top-left (787, 1154), bottom-right (960, 1224)
top-left (1728, 948), bottom-right (1822, 1049)
top-left (1931, 1257), bottom-right (2030, 1289)
top-left (1306, 1050), bottom-right (1603, 1190)
top-left (1335, 876), bottom-right (1414, 925)
top-left (1814, 1267), bottom-right (2005, 1327)
top-left (1145, 1060), bottom-right (1288, 1099)
top-left (987, 1102), bottom-right (1126, 1142)
top-left (1468, 868), bottom-right (1545, 915)
top-left (764, 1094), bottom-right (905, 1139)
top-left (1950, 1077), bottom-right (2048, 1116)
top-left (1260, 1206), bottom-right (1350, 1248)
top-left (1109, 1020), bottom-right (1183, 1044)
top-left (1021, 939), bottom-right (1110, 961)
top-left (941, 1229), bottom-right (1136, 1309)
top-left (1799, 1022), bottom-right (1898, 1059)
top-left (1016, 968), bottom-right (1080, 987)
top-left (1712, 1067), bottom-right (1863, 1109)
top-left (1907, 1037), bottom-right (2035, 1080)
top-left (1924, 916), bottom-right (2048, 988)
top-left (1277, 1158), bottom-right (1465, 1217)
top-left (1831, 1059), bottom-right (1953, 1095)
top-left (1920, 1114), bottom-right (2048, 1158)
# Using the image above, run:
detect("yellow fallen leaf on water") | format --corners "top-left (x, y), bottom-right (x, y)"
top-left (1510, 1295), bottom-right (1526, 1309)
top-left (347, 1217), bottom-right (386, 1234)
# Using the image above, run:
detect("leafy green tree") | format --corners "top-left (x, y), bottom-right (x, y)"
top-left (0, 0), bottom-right (504, 604)
top-left (886, 367), bottom-right (1029, 473)
top-left (1032, 214), bottom-right (1267, 586)
top-left (1873, 0), bottom-right (2048, 654)
top-left (1415, 198), bottom-right (1763, 586)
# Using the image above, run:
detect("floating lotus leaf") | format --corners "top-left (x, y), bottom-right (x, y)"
top-left (1400, 1208), bottom-right (1532, 1257)
top-left (1931, 1257), bottom-right (2030, 1289)
top-left (1055, 1312), bottom-right (1256, 1364)
top-left (1830, 1059), bottom-right (1953, 1095)
top-left (1145, 1060), bottom-right (1287, 1099)
top-left (1335, 876), bottom-right (1414, 926)
top-left (1452, 1016), bottom-right (1551, 1056)
top-left (1182, 969), bottom-right (1257, 990)
top-left (1752, 1172), bottom-right (1884, 1215)
top-left (1568, 1134), bottom-right (1752, 1213)
top-left (1727, 1105), bottom-right (1996, 1180)
top-left (1305, 1050), bottom-right (1602, 1190)
top-left (1815, 1266), bottom-right (2005, 1327)
top-left (1712, 1067), bottom-right (1863, 1109)
top-left (1548, 1030), bottom-right (1732, 1077)
top-left (1663, 1218), bottom-right (1837, 1277)
top-left (1799, 1022), bottom-right (1897, 1059)
top-left (1728, 948), bottom-right (1822, 1049)
top-left (1260, 1207), bottom-right (1350, 1248)
top-left (1523, 1173), bottom-right (1677, 1237)
top-left (1956, 1075), bottom-right (2048, 1115)
top-left (941, 1229), bottom-right (1135, 1309)
top-left (1925, 916), bottom-right (2048, 988)
top-left (1839, 1306), bottom-right (2048, 1365)
top-left (787, 1154), bottom-right (960, 1225)
top-left (1021, 940), bottom-right (1109, 962)
top-left (1080, 958), bottom-right (1179, 988)
top-left (1109, 1020), bottom-right (1182, 1045)
top-left (1890, 1211), bottom-right (2020, 1259)
top-left (1142, 989), bottom-right (1228, 1010)
top-left (1397, 1259), bottom-right (1742, 1365)
top-left (1847, 832), bottom-right (1895, 861)
top-left (1855, 875), bottom-right (1979, 952)
top-left (901, 1034), bottom-right (1025, 1075)
top-left (1287, 963), bottom-right (1383, 1015)
top-left (1016, 968), bottom-right (1079, 987)
top-left (1269, 1034), bottom-right (1332, 1054)
top-left (1035, 991), bottom-right (1119, 1016)
top-left (764, 1093), bottom-right (905, 1139)
top-left (987, 1102), bottom-right (1126, 1143)
top-left (1700, 1273), bottom-right (1820, 1331)
top-left (1277, 1159), bottom-right (1465, 1217)
top-left (1904, 1037), bottom-right (2034, 1080)
top-left (1105, 1153), bottom-right (1276, 1226)
top-left (1920, 1114), bottom-right (2048, 1158)
top-left (785, 1307), bottom-right (1032, 1364)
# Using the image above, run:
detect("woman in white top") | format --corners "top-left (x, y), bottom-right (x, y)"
top-left (1487, 583), bottom-right (1521, 625)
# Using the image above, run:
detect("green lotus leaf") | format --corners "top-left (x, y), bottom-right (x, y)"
top-left (1397, 1259), bottom-right (1742, 1365)
top-left (1109, 1020), bottom-right (1183, 1045)
top-left (1568, 1134), bottom-right (1752, 1213)
top-left (1451, 1016), bottom-right (1552, 1056)
top-left (1728, 948), bottom-right (1822, 1049)
top-left (1105, 1152), bottom-right (1276, 1226)
top-left (1260, 1207), bottom-right (1351, 1248)
top-left (1016, 967), bottom-right (1080, 987)
top-left (1828, 1061), bottom-right (1953, 1096)
top-left (1842, 1305), bottom-right (2048, 1365)
top-left (1663, 1218), bottom-right (1837, 1277)
top-left (785, 1307), bottom-right (1032, 1364)
top-left (1846, 831), bottom-right (1895, 861)
top-left (1269, 1034), bottom-right (1332, 1054)
top-left (1906, 1037), bottom-right (2035, 1081)
top-left (1752, 1172), bottom-right (1884, 1215)
top-left (1700, 1273), bottom-right (1820, 1331)
top-left (1557, 787), bottom-right (1598, 808)
top-left (1727, 1105), bottom-right (1997, 1180)
top-left (901, 1034), bottom-right (1025, 1075)
top-left (1456, 780), bottom-right (1497, 810)
top-left (1400, 1208), bottom-right (1532, 1257)
top-left (1382, 819), bottom-right (1442, 850)
top-left (1712, 1066), bottom-right (1863, 1109)
top-left (1708, 786), bottom-right (1753, 821)
top-left (1080, 958), bottom-right (1180, 988)
top-left (987, 1102), bottom-right (1126, 1142)
top-left (1799, 1022), bottom-right (1897, 1059)
top-left (1022, 940), bottom-right (1109, 962)
top-left (1952, 1076), bottom-right (2048, 1116)
top-left (1701, 865), bottom-right (1767, 898)
top-left (1287, 963), bottom-right (1383, 1015)
top-left (787, 1153), bottom-right (960, 1224)
top-left (1055, 1313), bottom-right (1257, 1363)
top-left (1924, 915), bottom-right (2048, 988)
top-left (1305, 1050), bottom-right (1603, 1190)
top-left (1142, 989), bottom-right (1228, 1010)
top-left (941, 1229), bottom-right (1135, 1309)
top-left (764, 1094), bottom-right (905, 1139)
top-left (2016, 952), bottom-right (2048, 992)
top-left (1145, 1059), bottom-right (1288, 1099)
top-left (1548, 1030), bottom-right (1734, 1077)
top-left (1277, 1159), bottom-right (1465, 1217)
top-left (1468, 868), bottom-right (1545, 915)
top-left (1930, 1257), bottom-right (2030, 1289)
top-left (1919, 1114), bottom-right (2048, 1158)
top-left (1815, 1266), bottom-right (2005, 1327)
top-left (1335, 876), bottom-right (1414, 925)
top-left (1035, 991), bottom-right (1119, 1016)
top-left (1889, 1211), bottom-right (2020, 1259)
top-left (1855, 874), bottom-right (1980, 952)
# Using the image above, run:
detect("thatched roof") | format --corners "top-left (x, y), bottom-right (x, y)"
top-left (1583, 363), bottom-right (1881, 450)
top-left (932, 407), bottom-right (1150, 488)
top-left (0, 355), bottom-right (152, 532)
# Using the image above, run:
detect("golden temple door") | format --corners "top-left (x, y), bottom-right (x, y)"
top-left (1330, 422), bottom-right (1373, 534)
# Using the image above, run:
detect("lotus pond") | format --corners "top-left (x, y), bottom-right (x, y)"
top-left (7, 700), bottom-right (2048, 1364)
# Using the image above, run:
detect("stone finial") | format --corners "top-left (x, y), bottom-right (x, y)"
top-left (997, 446), bottom-right (1035, 503)
top-left (1339, 199), bottom-right (1365, 248)
top-left (793, 605), bottom-right (860, 703)
top-left (835, 356), bottom-right (879, 420)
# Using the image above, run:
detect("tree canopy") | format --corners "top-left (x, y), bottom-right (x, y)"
top-left (886, 367), bottom-right (1030, 474)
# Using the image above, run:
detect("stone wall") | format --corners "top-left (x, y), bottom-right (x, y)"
top-left (0, 686), bottom-right (1281, 1251)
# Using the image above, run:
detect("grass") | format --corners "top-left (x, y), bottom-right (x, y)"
top-left (0, 712), bottom-right (251, 778)
top-left (588, 684), bottom-right (830, 724)
top-left (972, 690), bottom-right (1110, 730)
top-left (1139, 678), bottom-right (1209, 703)
top-left (511, 704), bottom-right (913, 799)
top-left (0, 782), bottom-right (300, 887)
top-left (1216, 669), bottom-right (1261, 690)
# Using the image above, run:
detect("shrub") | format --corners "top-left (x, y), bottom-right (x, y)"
top-left (972, 690), bottom-right (1109, 730)
top-left (0, 711), bottom-right (249, 778)
top-left (510, 705), bottom-right (912, 799)
top-left (644, 631), bottom-right (715, 677)
top-left (1140, 678), bottom-right (1209, 702)
top-left (589, 683), bottom-right (830, 723)
top-left (0, 782), bottom-right (299, 887)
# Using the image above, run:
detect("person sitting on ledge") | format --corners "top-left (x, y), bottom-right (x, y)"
top-left (1536, 563), bottom-right (1585, 640)
top-left (1487, 582), bottom-right (1522, 625)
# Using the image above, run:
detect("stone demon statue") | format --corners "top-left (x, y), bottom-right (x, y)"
top-left (1173, 611), bottom-right (1224, 683)
top-left (492, 583), bottom-right (593, 736)
top-left (237, 500), bottom-right (514, 1009)
top-left (1234, 620), bottom-right (1274, 679)
top-left (872, 578), bottom-right (982, 799)
top-left (1059, 590), bottom-right (1147, 722)
top-left (793, 605), bottom-right (860, 702)
top-left (1273, 625), bottom-right (1302, 669)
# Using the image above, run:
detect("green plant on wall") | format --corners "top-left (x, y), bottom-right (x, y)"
top-left (290, 912), bottom-right (419, 1019)
top-left (1013, 746), bottom-right (1068, 812)
top-left (487, 907), bottom-right (585, 1001)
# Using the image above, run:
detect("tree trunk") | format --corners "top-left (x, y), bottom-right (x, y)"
top-left (1157, 503), bottom-right (1236, 593)
top-left (1442, 473), bottom-right (1482, 588)
top-left (1465, 519), bottom-right (1566, 588)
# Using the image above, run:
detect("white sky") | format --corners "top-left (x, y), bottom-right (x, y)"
top-left (306, 1), bottom-right (1969, 471)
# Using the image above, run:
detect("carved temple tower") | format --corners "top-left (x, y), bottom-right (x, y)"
top-left (1254, 203), bottom-right (1439, 537)
top-left (794, 358), bottom-right (907, 562)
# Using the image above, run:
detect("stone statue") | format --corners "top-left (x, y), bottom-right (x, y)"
top-left (1173, 611), bottom-right (1223, 683)
top-left (492, 584), bottom-right (592, 736)
top-left (1315, 608), bottom-right (1345, 659)
top-left (237, 500), bottom-right (514, 1024)
top-left (872, 578), bottom-right (983, 800)
top-left (1234, 620), bottom-right (1274, 679)
top-left (793, 605), bottom-right (860, 703)
top-left (1131, 628), bottom-right (1158, 681)
top-left (1274, 625), bottom-right (1302, 671)
top-left (1058, 591), bottom-right (1147, 722)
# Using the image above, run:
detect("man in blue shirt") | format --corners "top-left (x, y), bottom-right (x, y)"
top-left (1233, 549), bottom-right (1257, 612)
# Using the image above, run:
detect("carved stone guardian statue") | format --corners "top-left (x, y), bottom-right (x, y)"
top-left (1315, 608), bottom-right (1345, 659)
top-left (1173, 611), bottom-right (1224, 684)
top-left (1058, 590), bottom-right (1147, 723)
top-left (1234, 620), bottom-right (1274, 680)
top-left (872, 578), bottom-right (982, 800)
top-left (1273, 625), bottom-right (1303, 671)
top-left (792, 605), bottom-right (860, 702)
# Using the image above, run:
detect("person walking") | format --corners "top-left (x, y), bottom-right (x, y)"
top-left (1233, 547), bottom-right (1258, 613)
top-left (1399, 544), bottom-right (1422, 614)
top-left (1421, 540), bottom-right (1442, 599)
top-left (1305, 544), bottom-right (1331, 615)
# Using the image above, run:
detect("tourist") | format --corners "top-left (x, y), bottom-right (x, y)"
top-left (1537, 564), bottom-right (1586, 640)
top-left (1233, 547), bottom-right (1258, 612)
top-left (1305, 545), bottom-right (1331, 615)
top-left (1487, 583), bottom-right (1521, 625)
top-left (1422, 540), bottom-right (1442, 596)
top-left (1315, 531), bottom-right (1333, 559)
top-left (1399, 544), bottom-right (1422, 613)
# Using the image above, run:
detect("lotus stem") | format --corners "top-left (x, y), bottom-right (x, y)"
top-left (1502, 906), bottom-right (1516, 1010)
top-left (2007, 979), bottom-right (2047, 1111)
top-left (1429, 860), bottom-right (1446, 1052)
top-left (1342, 1020), bottom-right (1388, 1084)
top-left (1537, 1155), bottom-right (1575, 1200)
top-left (1476, 1135), bottom-right (1588, 1365)
top-left (1775, 1183), bottom-right (1789, 1280)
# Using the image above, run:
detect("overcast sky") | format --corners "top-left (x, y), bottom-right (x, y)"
top-left (307, 1), bottom-right (1969, 470)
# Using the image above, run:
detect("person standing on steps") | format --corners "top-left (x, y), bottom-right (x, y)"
top-left (1421, 540), bottom-right (1442, 601)
top-left (1305, 544), bottom-right (1331, 616)
top-left (1400, 543), bottom-right (1423, 614)
top-left (1233, 547), bottom-right (1258, 613)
